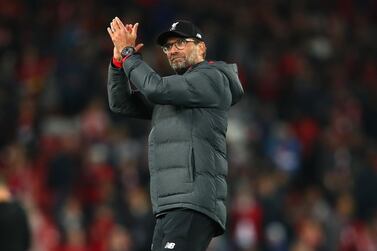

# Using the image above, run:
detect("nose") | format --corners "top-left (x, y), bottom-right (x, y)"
top-left (167, 50), bottom-right (178, 60)
top-left (168, 44), bottom-right (179, 54)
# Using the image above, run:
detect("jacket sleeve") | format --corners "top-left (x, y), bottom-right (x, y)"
top-left (107, 63), bottom-right (153, 119)
top-left (122, 55), bottom-right (231, 108)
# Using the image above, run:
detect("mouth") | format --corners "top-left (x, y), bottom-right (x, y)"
top-left (170, 54), bottom-right (185, 61)
top-left (171, 57), bottom-right (183, 62)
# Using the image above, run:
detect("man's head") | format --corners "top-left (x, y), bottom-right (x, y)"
top-left (157, 21), bottom-right (207, 73)
top-left (0, 178), bottom-right (11, 202)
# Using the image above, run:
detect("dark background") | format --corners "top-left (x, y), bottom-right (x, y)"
top-left (0, 0), bottom-right (376, 250)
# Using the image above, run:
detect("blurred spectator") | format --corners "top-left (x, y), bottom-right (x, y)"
top-left (230, 180), bottom-right (263, 250)
top-left (265, 123), bottom-right (301, 175)
top-left (354, 145), bottom-right (377, 221)
top-left (290, 218), bottom-right (325, 251)
top-left (0, 178), bottom-right (31, 251)
top-left (107, 225), bottom-right (133, 251)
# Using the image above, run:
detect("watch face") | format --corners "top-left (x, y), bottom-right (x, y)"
top-left (121, 47), bottom-right (135, 58)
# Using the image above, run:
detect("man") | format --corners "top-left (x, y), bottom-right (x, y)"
top-left (0, 180), bottom-right (31, 251)
top-left (106, 18), bottom-right (243, 251)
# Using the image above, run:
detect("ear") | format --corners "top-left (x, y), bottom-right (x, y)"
top-left (199, 42), bottom-right (207, 59)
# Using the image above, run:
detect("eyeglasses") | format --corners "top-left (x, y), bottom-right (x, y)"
top-left (162, 38), bottom-right (196, 54)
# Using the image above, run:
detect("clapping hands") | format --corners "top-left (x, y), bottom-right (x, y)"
top-left (107, 17), bottom-right (143, 59)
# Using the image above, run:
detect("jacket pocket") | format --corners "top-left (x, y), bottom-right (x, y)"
top-left (188, 146), bottom-right (195, 182)
top-left (157, 167), bottom-right (193, 198)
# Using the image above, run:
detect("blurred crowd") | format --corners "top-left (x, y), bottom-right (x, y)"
top-left (0, 0), bottom-right (377, 250)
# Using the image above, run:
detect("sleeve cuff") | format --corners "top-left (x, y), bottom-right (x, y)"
top-left (112, 55), bottom-right (133, 69)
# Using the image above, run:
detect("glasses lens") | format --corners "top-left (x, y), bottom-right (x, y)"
top-left (162, 43), bottom-right (172, 53)
top-left (162, 39), bottom-right (189, 53)
top-left (175, 39), bottom-right (187, 50)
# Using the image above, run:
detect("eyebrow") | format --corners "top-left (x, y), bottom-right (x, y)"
top-left (165, 38), bottom-right (184, 44)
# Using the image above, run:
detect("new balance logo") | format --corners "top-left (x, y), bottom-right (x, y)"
top-left (164, 242), bottom-right (176, 249)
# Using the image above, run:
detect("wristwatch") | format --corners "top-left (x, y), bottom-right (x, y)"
top-left (121, 46), bottom-right (136, 59)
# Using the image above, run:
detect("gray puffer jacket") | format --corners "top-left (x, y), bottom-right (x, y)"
top-left (107, 55), bottom-right (243, 235)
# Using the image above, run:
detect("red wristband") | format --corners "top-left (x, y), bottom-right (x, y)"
top-left (112, 55), bottom-right (133, 68)
top-left (112, 57), bottom-right (122, 68)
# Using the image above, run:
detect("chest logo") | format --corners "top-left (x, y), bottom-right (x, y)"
top-left (164, 242), bottom-right (176, 249)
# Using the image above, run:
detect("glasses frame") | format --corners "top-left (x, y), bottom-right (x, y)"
top-left (162, 38), bottom-right (197, 54)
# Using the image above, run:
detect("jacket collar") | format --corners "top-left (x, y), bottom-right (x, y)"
top-left (184, 60), bottom-right (207, 74)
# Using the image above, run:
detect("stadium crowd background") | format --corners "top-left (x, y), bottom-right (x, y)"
top-left (0, 0), bottom-right (377, 250)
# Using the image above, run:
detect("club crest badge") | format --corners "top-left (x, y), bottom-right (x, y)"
top-left (170, 22), bottom-right (179, 31)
